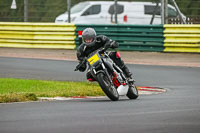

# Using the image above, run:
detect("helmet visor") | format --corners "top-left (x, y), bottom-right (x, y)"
top-left (84, 38), bottom-right (93, 43)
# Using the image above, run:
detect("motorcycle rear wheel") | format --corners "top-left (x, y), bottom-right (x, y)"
top-left (126, 83), bottom-right (139, 99)
top-left (97, 72), bottom-right (119, 101)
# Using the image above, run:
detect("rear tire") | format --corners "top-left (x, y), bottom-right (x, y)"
top-left (127, 83), bottom-right (139, 99)
top-left (97, 72), bottom-right (119, 101)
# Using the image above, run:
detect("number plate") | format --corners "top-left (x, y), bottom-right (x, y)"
top-left (88, 54), bottom-right (100, 65)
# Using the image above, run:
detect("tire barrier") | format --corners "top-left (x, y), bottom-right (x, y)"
top-left (164, 24), bottom-right (200, 53)
top-left (0, 22), bottom-right (76, 49)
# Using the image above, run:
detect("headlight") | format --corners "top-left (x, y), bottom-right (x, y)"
top-left (56, 19), bottom-right (65, 23)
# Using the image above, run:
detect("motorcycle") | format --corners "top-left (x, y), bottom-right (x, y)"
top-left (75, 48), bottom-right (138, 101)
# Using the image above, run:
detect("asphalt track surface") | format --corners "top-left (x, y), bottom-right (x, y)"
top-left (0, 57), bottom-right (200, 133)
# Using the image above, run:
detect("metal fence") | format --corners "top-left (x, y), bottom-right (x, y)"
top-left (0, 0), bottom-right (199, 24)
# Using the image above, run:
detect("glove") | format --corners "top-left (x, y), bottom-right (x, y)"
top-left (110, 41), bottom-right (119, 48)
top-left (74, 58), bottom-right (87, 72)
top-left (79, 64), bottom-right (86, 72)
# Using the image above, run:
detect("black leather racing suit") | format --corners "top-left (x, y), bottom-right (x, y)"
top-left (76, 35), bottom-right (132, 78)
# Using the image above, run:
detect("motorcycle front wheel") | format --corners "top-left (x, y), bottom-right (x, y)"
top-left (126, 83), bottom-right (139, 99)
top-left (97, 72), bottom-right (119, 101)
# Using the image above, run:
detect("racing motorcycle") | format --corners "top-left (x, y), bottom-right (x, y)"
top-left (75, 48), bottom-right (138, 101)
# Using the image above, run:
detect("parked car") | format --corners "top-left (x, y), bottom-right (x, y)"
top-left (55, 1), bottom-right (185, 24)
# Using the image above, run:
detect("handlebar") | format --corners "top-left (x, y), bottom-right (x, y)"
top-left (74, 57), bottom-right (87, 71)
top-left (74, 47), bottom-right (109, 71)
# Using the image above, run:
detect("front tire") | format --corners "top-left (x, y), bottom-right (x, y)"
top-left (127, 83), bottom-right (139, 99)
top-left (97, 72), bottom-right (119, 101)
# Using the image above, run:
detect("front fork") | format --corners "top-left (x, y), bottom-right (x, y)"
top-left (89, 63), bottom-right (113, 85)
top-left (90, 63), bottom-right (119, 87)
top-left (101, 63), bottom-right (115, 87)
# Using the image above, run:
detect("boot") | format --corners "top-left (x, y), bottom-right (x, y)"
top-left (122, 65), bottom-right (132, 78)
top-left (121, 65), bottom-right (135, 83)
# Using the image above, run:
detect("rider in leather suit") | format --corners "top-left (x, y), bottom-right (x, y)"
top-left (76, 28), bottom-right (133, 82)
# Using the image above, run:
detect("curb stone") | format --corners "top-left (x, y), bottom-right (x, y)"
top-left (39, 87), bottom-right (167, 101)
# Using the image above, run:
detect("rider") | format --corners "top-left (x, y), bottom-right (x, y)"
top-left (76, 28), bottom-right (134, 83)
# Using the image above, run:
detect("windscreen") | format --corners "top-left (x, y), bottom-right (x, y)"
top-left (70, 2), bottom-right (89, 14)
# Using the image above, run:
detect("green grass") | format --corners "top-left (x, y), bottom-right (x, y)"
top-left (0, 78), bottom-right (104, 103)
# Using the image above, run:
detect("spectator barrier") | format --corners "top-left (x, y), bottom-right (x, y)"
top-left (164, 24), bottom-right (200, 53)
top-left (0, 22), bottom-right (199, 53)
top-left (76, 24), bottom-right (164, 52)
top-left (0, 22), bottom-right (76, 49)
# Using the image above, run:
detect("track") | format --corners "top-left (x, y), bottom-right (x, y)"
top-left (0, 57), bottom-right (200, 133)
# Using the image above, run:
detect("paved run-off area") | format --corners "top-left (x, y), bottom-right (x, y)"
top-left (0, 48), bottom-right (200, 67)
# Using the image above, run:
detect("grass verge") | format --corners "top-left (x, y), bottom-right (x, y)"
top-left (0, 78), bottom-right (104, 103)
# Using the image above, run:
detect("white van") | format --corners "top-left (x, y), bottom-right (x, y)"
top-left (55, 1), bottom-right (183, 24)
